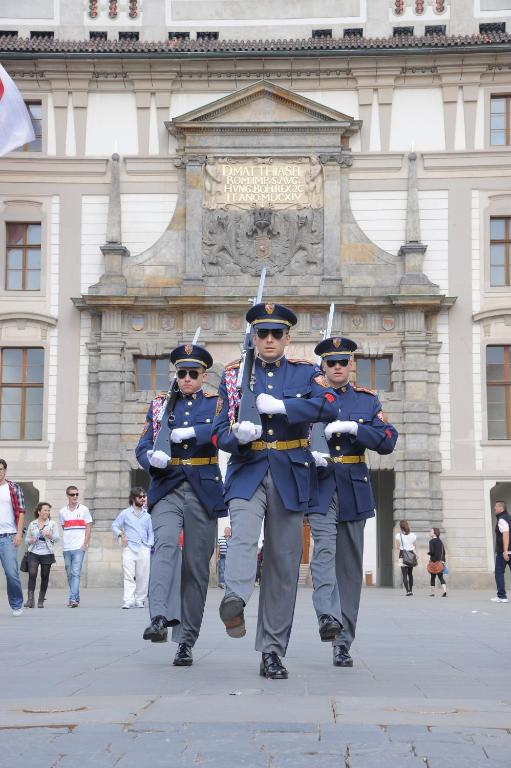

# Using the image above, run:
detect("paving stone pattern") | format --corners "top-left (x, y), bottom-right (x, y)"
top-left (1, 587), bottom-right (510, 767)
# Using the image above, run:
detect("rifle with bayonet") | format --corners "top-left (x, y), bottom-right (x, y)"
top-left (310, 303), bottom-right (335, 455)
top-left (236, 268), bottom-right (266, 424)
top-left (153, 326), bottom-right (201, 457)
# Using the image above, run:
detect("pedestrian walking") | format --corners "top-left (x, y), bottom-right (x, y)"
top-left (427, 527), bottom-right (447, 597)
top-left (491, 500), bottom-right (511, 603)
top-left (59, 486), bottom-right (93, 607)
top-left (112, 488), bottom-right (153, 609)
top-left (213, 302), bottom-right (338, 680)
top-left (217, 526), bottom-right (231, 588)
top-left (309, 336), bottom-right (398, 667)
top-left (136, 344), bottom-right (226, 667)
top-left (24, 503), bottom-right (59, 608)
top-left (0, 458), bottom-right (25, 616)
top-left (396, 520), bottom-right (417, 596)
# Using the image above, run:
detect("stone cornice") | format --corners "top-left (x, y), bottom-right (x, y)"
top-left (72, 294), bottom-right (457, 312)
top-left (473, 308), bottom-right (511, 323)
top-left (0, 311), bottom-right (58, 327)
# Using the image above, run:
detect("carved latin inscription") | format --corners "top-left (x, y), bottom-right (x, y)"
top-left (203, 157), bottom-right (323, 210)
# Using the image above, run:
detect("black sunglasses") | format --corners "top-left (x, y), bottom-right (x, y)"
top-left (136, 494), bottom-right (147, 499)
top-left (326, 359), bottom-right (350, 368)
top-left (177, 369), bottom-right (200, 380)
top-left (256, 329), bottom-right (284, 340)
top-left (68, 492), bottom-right (79, 497)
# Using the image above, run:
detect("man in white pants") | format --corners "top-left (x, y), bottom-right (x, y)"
top-left (112, 487), bottom-right (153, 609)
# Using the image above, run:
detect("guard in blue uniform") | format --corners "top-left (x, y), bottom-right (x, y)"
top-left (212, 302), bottom-right (338, 680)
top-left (135, 344), bottom-right (226, 667)
top-left (308, 336), bottom-right (398, 667)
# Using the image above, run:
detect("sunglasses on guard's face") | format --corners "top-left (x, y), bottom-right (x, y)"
top-left (177, 369), bottom-right (201, 380)
top-left (255, 329), bottom-right (284, 340)
top-left (325, 359), bottom-right (350, 368)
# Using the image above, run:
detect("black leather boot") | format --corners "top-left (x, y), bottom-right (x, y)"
top-left (173, 643), bottom-right (193, 666)
top-left (24, 591), bottom-right (35, 608)
top-left (333, 645), bottom-right (353, 667)
top-left (260, 652), bottom-right (288, 680)
top-left (37, 589), bottom-right (46, 608)
top-left (143, 615), bottom-right (168, 642)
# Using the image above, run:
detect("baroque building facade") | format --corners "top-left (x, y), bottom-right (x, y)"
top-left (1, 0), bottom-right (511, 587)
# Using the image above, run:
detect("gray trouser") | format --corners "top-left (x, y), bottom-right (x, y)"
top-left (308, 495), bottom-right (365, 650)
top-left (225, 471), bottom-right (304, 657)
top-left (149, 481), bottom-right (216, 647)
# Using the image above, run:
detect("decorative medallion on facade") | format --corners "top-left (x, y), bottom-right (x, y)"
top-left (109, 0), bottom-right (118, 18)
top-left (394, 0), bottom-right (404, 15)
top-left (382, 316), bottom-right (396, 331)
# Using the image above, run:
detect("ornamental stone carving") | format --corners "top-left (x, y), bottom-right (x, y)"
top-left (202, 206), bottom-right (323, 277)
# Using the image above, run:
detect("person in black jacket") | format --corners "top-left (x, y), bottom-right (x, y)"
top-left (428, 528), bottom-right (447, 597)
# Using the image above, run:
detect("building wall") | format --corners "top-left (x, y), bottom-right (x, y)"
top-left (1, 33), bottom-right (511, 586)
top-left (1, 1), bottom-right (511, 41)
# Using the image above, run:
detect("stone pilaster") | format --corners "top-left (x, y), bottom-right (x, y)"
top-left (319, 152), bottom-right (348, 290)
top-left (183, 154), bottom-right (206, 289)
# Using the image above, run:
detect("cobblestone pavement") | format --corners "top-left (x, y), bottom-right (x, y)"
top-left (1, 587), bottom-right (510, 767)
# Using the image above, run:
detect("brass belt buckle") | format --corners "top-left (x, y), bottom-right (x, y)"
top-left (181, 459), bottom-right (192, 466)
top-left (266, 441), bottom-right (278, 449)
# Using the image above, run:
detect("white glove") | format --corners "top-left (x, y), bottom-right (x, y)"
top-left (232, 421), bottom-right (263, 445)
top-left (170, 427), bottom-right (196, 443)
top-left (311, 451), bottom-right (329, 468)
top-left (147, 449), bottom-right (171, 468)
top-left (324, 420), bottom-right (359, 440)
top-left (256, 393), bottom-right (287, 415)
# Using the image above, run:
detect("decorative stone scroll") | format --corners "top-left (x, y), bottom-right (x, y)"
top-left (203, 156), bottom-right (323, 210)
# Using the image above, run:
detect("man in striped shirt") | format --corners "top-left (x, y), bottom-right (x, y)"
top-left (59, 486), bottom-right (93, 607)
top-left (217, 526), bottom-right (231, 588)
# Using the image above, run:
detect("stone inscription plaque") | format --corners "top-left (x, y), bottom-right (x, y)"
top-left (203, 157), bottom-right (323, 210)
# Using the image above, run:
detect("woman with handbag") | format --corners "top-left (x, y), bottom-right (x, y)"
top-left (24, 502), bottom-right (59, 608)
top-left (395, 520), bottom-right (417, 596)
top-left (427, 527), bottom-right (447, 597)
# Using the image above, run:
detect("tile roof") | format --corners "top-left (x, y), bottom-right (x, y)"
top-left (0, 31), bottom-right (511, 57)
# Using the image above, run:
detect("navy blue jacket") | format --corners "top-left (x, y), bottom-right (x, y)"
top-left (135, 389), bottom-right (227, 519)
top-left (311, 383), bottom-right (398, 522)
top-left (212, 357), bottom-right (339, 513)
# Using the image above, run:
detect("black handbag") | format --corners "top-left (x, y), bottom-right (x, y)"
top-left (400, 534), bottom-right (418, 568)
top-left (19, 550), bottom-right (29, 572)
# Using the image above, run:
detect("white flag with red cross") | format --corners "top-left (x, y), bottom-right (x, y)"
top-left (0, 63), bottom-right (36, 156)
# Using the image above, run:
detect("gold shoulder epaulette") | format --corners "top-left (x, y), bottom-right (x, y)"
top-left (287, 358), bottom-right (313, 365)
top-left (353, 384), bottom-right (377, 396)
top-left (225, 358), bottom-right (241, 370)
